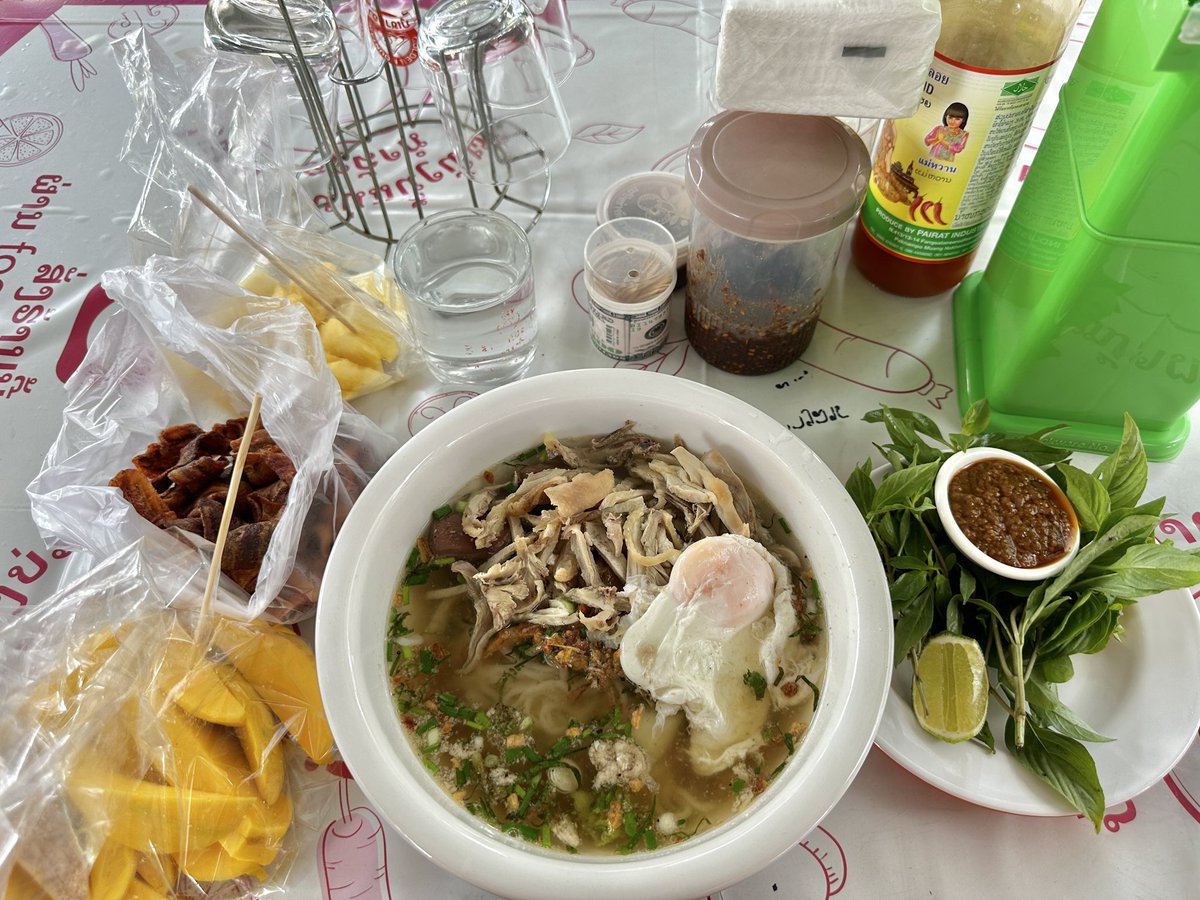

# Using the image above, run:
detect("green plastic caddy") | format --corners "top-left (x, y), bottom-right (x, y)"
top-left (954, 0), bottom-right (1200, 460)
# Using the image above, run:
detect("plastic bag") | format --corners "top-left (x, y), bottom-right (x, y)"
top-left (0, 541), bottom-right (338, 898)
top-left (113, 29), bottom-right (415, 401)
top-left (28, 256), bottom-right (398, 623)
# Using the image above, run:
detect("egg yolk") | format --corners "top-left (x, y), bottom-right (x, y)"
top-left (668, 534), bottom-right (776, 629)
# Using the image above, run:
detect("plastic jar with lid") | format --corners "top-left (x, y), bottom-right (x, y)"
top-left (683, 112), bottom-right (870, 375)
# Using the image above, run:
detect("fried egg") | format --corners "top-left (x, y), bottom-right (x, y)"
top-left (619, 533), bottom-right (798, 775)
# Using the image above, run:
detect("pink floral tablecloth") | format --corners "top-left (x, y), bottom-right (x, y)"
top-left (2, 1), bottom-right (1198, 897)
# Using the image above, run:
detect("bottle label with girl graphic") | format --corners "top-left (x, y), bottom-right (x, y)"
top-left (858, 52), bottom-right (1056, 263)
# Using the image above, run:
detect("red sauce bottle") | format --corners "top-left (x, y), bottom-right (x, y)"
top-left (851, 0), bottom-right (1084, 297)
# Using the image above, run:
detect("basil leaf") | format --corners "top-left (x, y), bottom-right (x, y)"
top-left (1005, 718), bottom-right (1105, 831)
top-left (1024, 677), bottom-right (1112, 743)
top-left (864, 408), bottom-right (945, 464)
top-left (945, 596), bottom-right (963, 634)
top-left (1129, 496), bottom-right (1166, 519)
top-left (984, 428), bottom-right (1072, 466)
top-left (964, 593), bottom-right (1007, 624)
top-left (958, 568), bottom-right (977, 603)
top-left (959, 399), bottom-right (990, 437)
top-left (890, 570), bottom-right (931, 614)
top-left (894, 590), bottom-right (934, 667)
top-left (890, 555), bottom-right (934, 572)
top-left (873, 511), bottom-right (900, 554)
top-left (845, 459), bottom-right (877, 516)
top-left (1033, 654), bottom-right (1074, 684)
top-left (1057, 463), bottom-right (1110, 535)
top-left (897, 508), bottom-right (913, 550)
top-left (1047, 604), bottom-right (1121, 658)
top-left (864, 407), bottom-right (918, 451)
top-left (1077, 542), bottom-right (1200, 597)
top-left (973, 719), bottom-right (996, 753)
top-left (906, 410), bottom-right (948, 446)
top-left (1093, 413), bottom-right (1147, 512)
top-left (1038, 592), bottom-right (1111, 658)
top-left (1040, 514), bottom-right (1162, 606)
top-left (870, 461), bottom-right (940, 515)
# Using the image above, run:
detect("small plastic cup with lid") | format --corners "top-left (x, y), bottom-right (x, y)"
top-left (596, 171), bottom-right (692, 269)
top-left (584, 217), bottom-right (678, 361)
top-left (683, 112), bottom-right (870, 375)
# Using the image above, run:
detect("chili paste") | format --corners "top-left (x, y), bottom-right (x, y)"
top-left (947, 459), bottom-right (1075, 569)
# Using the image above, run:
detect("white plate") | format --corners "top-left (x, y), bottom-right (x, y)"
top-left (875, 587), bottom-right (1200, 816)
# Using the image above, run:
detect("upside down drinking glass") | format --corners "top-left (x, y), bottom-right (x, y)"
top-left (417, 0), bottom-right (571, 186)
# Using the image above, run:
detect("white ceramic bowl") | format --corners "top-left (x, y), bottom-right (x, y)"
top-left (933, 447), bottom-right (1080, 582)
top-left (316, 369), bottom-right (892, 900)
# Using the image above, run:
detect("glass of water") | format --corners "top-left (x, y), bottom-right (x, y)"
top-left (392, 208), bottom-right (538, 384)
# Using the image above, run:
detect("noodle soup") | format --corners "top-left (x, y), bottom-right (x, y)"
top-left (385, 424), bottom-right (826, 854)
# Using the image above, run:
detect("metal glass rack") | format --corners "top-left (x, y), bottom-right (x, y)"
top-left (278, 0), bottom-right (551, 244)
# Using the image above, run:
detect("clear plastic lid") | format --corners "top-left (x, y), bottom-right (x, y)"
top-left (596, 172), bottom-right (691, 267)
top-left (685, 112), bottom-right (870, 243)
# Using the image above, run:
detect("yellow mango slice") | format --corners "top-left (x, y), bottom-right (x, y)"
top-left (148, 702), bottom-right (258, 797)
top-left (8, 797), bottom-right (91, 900)
top-left (212, 619), bottom-right (335, 764)
top-left (219, 668), bottom-right (286, 806)
top-left (216, 835), bottom-right (281, 868)
top-left (349, 269), bottom-right (406, 316)
top-left (177, 843), bottom-right (269, 883)
top-left (135, 852), bottom-right (178, 896)
top-left (30, 628), bottom-right (123, 729)
top-left (288, 288), bottom-right (328, 323)
top-left (319, 318), bottom-right (384, 370)
top-left (152, 630), bottom-right (245, 727)
top-left (226, 792), bottom-right (293, 847)
top-left (89, 839), bottom-right (138, 900)
top-left (126, 877), bottom-right (168, 900)
top-left (66, 764), bottom-right (262, 854)
top-left (3, 865), bottom-right (51, 900)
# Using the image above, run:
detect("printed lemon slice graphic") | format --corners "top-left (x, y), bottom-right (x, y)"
top-left (0, 112), bottom-right (64, 167)
top-left (912, 633), bottom-right (988, 743)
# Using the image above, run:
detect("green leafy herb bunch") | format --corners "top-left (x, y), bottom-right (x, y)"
top-left (845, 401), bottom-right (1200, 829)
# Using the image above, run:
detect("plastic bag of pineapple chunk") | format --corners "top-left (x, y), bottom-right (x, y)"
top-left (111, 31), bottom-right (413, 401)
top-left (236, 222), bottom-right (414, 401)
top-left (0, 541), bottom-right (347, 898)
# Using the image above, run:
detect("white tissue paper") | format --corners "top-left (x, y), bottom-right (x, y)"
top-left (714, 0), bottom-right (942, 120)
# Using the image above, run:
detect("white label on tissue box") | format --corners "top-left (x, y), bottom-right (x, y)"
top-left (859, 52), bottom-right (1055, 262)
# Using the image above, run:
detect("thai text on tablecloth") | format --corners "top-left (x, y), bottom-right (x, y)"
top-left (1, 173), bottom-right (85, 402)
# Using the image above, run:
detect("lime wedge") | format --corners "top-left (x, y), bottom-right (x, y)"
top-left (912, 633), bottom-right (989, 743)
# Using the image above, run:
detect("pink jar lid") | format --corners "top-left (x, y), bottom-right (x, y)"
top-left (685, 112), bottom-right (870, 243)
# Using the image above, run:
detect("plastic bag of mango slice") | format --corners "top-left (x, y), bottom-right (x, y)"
top-left (0, 541), bottom-right (340, 898)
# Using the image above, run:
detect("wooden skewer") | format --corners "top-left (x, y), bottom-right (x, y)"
top-left (187, 185), bottom-right (360, 335)
top-left (193, 392), bottom-right (262, 647)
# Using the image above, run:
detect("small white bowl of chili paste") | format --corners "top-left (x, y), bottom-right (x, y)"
top-left (933, 447), bottom-right (1080, 581)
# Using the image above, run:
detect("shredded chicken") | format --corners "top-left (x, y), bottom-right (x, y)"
top-left (432, 425), bottom-right (792, 675)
